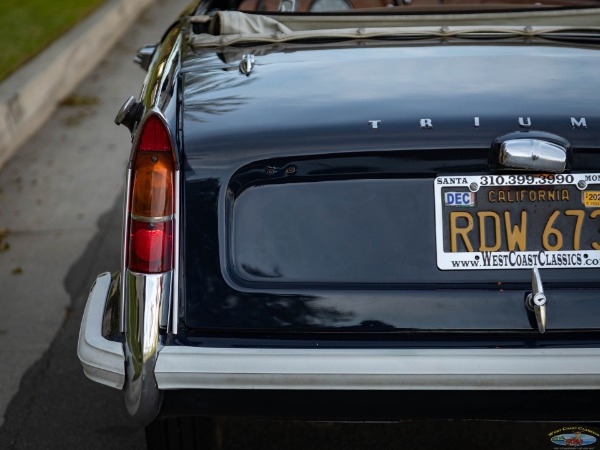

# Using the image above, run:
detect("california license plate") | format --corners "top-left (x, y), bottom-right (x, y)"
top-left (434, 173), bottom-right (600, 270)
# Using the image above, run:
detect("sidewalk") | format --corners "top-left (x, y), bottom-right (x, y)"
top-left (0, 0), bottom-right (155, 170)
top-left (0, 0), bottom-right (190, 432)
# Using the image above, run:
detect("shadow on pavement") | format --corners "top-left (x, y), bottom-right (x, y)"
top-left (0, 194), bottom-right (145, 450)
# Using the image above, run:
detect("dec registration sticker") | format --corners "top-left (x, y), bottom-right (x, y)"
top-left (434, 173), bottom-right (600, 270)
top-left (444, 192), bottom-right (476, 207)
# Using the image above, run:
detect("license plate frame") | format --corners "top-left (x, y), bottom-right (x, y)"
top-left (434, 173), bottom-right (600, 270)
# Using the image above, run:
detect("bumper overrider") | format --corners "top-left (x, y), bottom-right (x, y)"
top-left (77, 270), bottom-right (171, 424)
top-left (79, 272), bottom-right (600, 424)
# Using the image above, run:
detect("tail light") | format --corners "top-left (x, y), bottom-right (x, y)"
top-left (127, 115), bottom-right (175, 274)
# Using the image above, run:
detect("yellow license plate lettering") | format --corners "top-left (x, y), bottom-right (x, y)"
top-left (477, 211), bottom-right (501, 252)
top-left (591, 210), bottom-right (600, 250)
top-left (542, 210), bottom-right (563, 251)
top-left (450, 211), bottom-right (474, 252)
top-left (448, 202), bottom-right (600, 253)
top-left (503, 210), bottom-right (527, 251)
top-left (565, 209), bottom-right (585, 250)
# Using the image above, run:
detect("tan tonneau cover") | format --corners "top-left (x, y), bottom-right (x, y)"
top-left (189, 9), bottom-right (600, 47)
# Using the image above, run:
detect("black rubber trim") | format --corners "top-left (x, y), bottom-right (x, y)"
top-left (159, 390), bottom-right (600, 422)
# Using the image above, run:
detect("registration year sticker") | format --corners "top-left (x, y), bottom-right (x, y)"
top-left (583, 191), bottom-right (600, 208)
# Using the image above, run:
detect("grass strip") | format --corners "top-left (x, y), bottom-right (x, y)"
top-left (0, 0), bottom-right (106, 82)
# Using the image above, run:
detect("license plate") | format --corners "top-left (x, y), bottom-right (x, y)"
top-left (434, 173), bottom-right (600, 270)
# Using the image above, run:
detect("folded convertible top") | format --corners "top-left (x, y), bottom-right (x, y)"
top-left (188, 9), bottom-right (600, 46)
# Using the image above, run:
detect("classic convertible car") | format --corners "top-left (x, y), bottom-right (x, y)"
top-left (78, 0), bottom-right (600, 447)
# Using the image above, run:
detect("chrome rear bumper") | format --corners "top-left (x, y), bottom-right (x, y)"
top-left (154, 346), bottom-right (600, 391)
top-left (77, 272), bottom-right (125, 390)
top-left (78, 273), bottom-right (600, 417)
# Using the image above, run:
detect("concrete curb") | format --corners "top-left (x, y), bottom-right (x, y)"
top-left (0, 0), bottom-right (155, 170)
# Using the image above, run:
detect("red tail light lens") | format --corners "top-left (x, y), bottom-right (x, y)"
top-left (127, 114), bottom-right (175, 274)
top-left (139, 115), bottom-right (171, 152)
top-left (128, 220), bottom-right (173, 273)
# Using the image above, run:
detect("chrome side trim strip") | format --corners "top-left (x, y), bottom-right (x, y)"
top-left (154, 346), bottom-right (600, 391)
top-left (120, 167), bottom-right (132, 333)
top-left (77, 272), bottom-right (125, 390)
top-left (171, 169), bottom-right (180, 334)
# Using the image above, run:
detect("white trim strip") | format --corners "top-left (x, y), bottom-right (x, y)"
top-left (155, 346), bottom-right (600, 390)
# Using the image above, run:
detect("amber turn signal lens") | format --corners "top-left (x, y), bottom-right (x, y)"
top-left (131, 152), bottom-right (174, 217)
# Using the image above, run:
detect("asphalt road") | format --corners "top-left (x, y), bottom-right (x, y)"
top-left (0, 0), bottom-right (599, 448)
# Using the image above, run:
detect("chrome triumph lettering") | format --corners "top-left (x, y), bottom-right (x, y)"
top-left (368, 120), bottom-right (381, 130)
top-left (368, 117), bottom-right (589, 129)
top-left (519, 117), bottom-right (532, 128)
top-left (420, 118), bottom-right (433, 129)
top-left (571, 117), bottom-right (588, 129)
top-left (417, 117), bottom-right (588, 129)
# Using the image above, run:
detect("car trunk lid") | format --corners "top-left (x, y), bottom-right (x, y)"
top-left (179, 41), bottom-right (600, 334)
